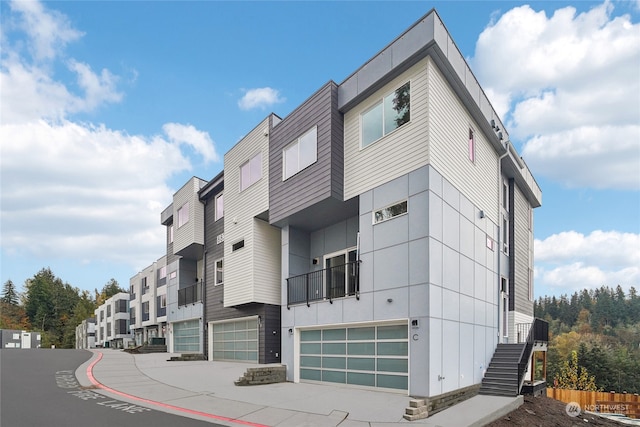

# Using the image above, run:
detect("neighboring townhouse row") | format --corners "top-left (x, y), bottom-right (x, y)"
top-left (98, 8), bottom-right (545, 404)
top-left (75, 318), bottom-right (96, 349)
top-left (129, 256), bottom-right (168, 346)
top-left (94, 292), bottom-right (132, 349)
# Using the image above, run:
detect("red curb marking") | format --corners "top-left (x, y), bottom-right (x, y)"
top-left (87, 351), bottom-right (270, 427)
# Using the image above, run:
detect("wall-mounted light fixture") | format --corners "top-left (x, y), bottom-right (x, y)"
top-left (387, 298), bottom-right (393, 303)
top-left (288, 328), bottom-right (293, 335)
top-left (479, 210), bottom-right (485, 219)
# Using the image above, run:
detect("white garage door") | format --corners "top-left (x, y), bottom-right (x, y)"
top-left (299, 323), bottom-right (408, 391)
top-left (211, 318), bottom-right (258, 362)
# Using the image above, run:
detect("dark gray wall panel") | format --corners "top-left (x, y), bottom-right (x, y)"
top-left (269, 82), bottom-right (343, 225)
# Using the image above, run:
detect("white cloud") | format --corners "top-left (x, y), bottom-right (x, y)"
top-left (238, 87), bottom-right (285, 110)
top-left (163, 123), bottom-right (220, 163)
top-left (8, 0), bottom-right (83, 62)
top-left (473, 1), bottom-right (640, 189)
top-left (0, 119), bottom-right (192, 271)
top-left (534, 230), bottom-right (640, 293)
top-left (0, 1), bottom-right (220, 278)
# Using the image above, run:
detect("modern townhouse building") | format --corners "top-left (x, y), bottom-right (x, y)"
top-left (199, 117), bottom-right (282, 364)
top-left (161, 177), bottom-right (207, 353)
top-left (75, 318), bottom-right (96, 349)
top-left (268, 8), bottom-right (544, 402)
top-left (129, 256), bottom-right (168, 346)
top-left (120, 7), bottom-right (545, 406)
top-left (0, 329), bottom-right (41, 349)
top-left (94, 292), bottom-right (132, 349)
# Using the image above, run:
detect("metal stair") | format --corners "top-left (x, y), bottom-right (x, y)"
top-left (479, 343), bottom-right (524, 397)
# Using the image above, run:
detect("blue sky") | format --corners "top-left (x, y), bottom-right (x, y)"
top-left (1, 1), bottom-right (638, 299)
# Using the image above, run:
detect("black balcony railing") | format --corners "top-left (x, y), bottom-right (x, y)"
top-left (287, 260), bottom-right (360, 308)
top-left (142, 312), bottom-right (149, 322)
top-left (178, 282), bottom-right (202, 306)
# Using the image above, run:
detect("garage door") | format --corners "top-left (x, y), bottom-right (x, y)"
top-left (173, 319), bottom-right (200, 352)
top-left (211, 318), bottom-right (258, 362)
top-left (299, 323), bottom-right (408, 391)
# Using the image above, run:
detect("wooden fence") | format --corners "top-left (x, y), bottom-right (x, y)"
top-left (547, 388), bottom-right (639, 418)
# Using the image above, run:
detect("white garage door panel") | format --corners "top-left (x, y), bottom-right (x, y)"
top-left (299, 323), bottom-right (408, 391)
top-left (212, 318), bottom-right (258, 362)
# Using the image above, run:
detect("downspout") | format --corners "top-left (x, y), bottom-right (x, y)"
top-left (497, 142), bottom-right (509, 344)
top-left (202, 198), bottom-right (208, 359)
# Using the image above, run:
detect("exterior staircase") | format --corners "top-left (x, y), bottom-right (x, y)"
top-left (478, 343), bottom-right (524, 397)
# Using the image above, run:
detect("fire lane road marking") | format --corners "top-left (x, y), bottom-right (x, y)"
top-left (55, 370), bottom-right (151, 414)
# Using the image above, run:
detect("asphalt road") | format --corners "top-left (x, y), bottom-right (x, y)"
top-left (0, 349), bottom-right (223, 427)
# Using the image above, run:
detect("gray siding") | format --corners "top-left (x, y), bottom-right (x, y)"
top-left (512, 183), bottom-right (534, 317)
top-left (269, 82), bottom-right (343, 224)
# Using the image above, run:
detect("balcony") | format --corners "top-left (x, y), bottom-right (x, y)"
top-left (178, 282), bottom-right (202, 306)
top-left (287, 260), bottom-right (360, 308)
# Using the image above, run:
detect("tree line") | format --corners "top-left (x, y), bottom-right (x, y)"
top-left (1, 268), bottom-right (126, 348)
top-left (535, 285), bottom-right (640, 393)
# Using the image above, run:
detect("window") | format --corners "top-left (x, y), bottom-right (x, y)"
top-left (177, 202), bottom-right (189, 227)
top-left (240, 152), bottom-right (262, 191)
top-left (169, 225), bottom-right (174, 243)
top-left (468, 128), bottom-right (475, 162)
top-left (361, 82), bottom-right (410, 147)
top-left (502, 179), bottom-right (509, 211)
top-left (215, 258), bottom-right (224, 285)
top-left (143, 302), bottom-right (149, 314)
top-left (158, 266), bottom-right (167, 279)
top-left (215, 193), bottom-right (224, 221)
top-left (373, 200), bottom-right (408, 224)
top-left (100, 310), bottom-right (104, 321)
top-left (283, 126), bottom-right (317, 180)
top-left (232, 240), bottom-right (245, 251)
top-left (324, 248), bottom-right (358, 299)
top-left (141, 277), bottom-right (148, 295)
top-left (107, 323), bottom-right (112, 337)
top-left (107, 305), bottom-right (111, 317)
top-left (502, 215), bottom-right (509, 254)
top-left (160, 294), bottom-right (166, 308)
top-left (169, 271), bottom-right (177, 280)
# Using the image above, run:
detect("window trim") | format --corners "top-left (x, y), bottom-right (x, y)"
top-left (215, 258), bottom-right (224, 286)
top-left (240, 152), bottom-right (262, 192)
top-left (177, 202), bottom-right (189, 228)
top-left (373, 200), bottom-right (408, 225)
top-left (323, 247), bottom-right (358, 300)
top-left (360, 81), bottom-right (411, 149)
top-left (215, 193), bottom-right (224, 221)
top-left (283, 125), bottom-right (318, 180)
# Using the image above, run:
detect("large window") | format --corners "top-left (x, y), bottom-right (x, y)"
top-left (177, 202), bottom-right (189, 227)
top-left (215, 193), bottom-right (224, 221)
top-left (283, 126), bottom-right (317, 180)
top-left (215, 258), bottom-right (224, 285)
top-left (240, 152), bottom-right (262, 191)
top-left (324, 248), bottom-right (358, 299)
top-left (361, 82), bottom-right (410, 148)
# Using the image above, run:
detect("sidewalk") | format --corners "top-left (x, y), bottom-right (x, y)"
top-left (75, 349), bottom-right (522, 427)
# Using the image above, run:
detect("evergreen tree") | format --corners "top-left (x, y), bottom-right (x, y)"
top-left (1, 279), bottom-right (19, 305)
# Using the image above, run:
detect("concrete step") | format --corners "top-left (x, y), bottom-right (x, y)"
top-left (235, 366), bottom-right (286, 386)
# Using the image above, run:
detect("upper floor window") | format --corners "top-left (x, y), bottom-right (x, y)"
top-left (158, 266), bottom-right (167, 279)
top-left (468, 128), bottom-right (475, 163)
top-left (169, 225), bottom-right (174, 243)
top-left (159, 294), bottom-right (167, 308)
top-left (283, 126), bottom-right (317, 180)
top-left (169, 271), bottom-right (177, 280)
top-left (106, 305), bottom-right (111, 317)
top-left (502, 179), bottom-right (509, 212)
top-left (240, 152), bottom-right (262, 191)
top-left (361, 81), bottom-right (410, 148)
top-left (215, 258), bottom-right (224, 285)
top-left (215, 193), bottom-right (224, 221)
top-left (177, 203), bottom-right (189, 228)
